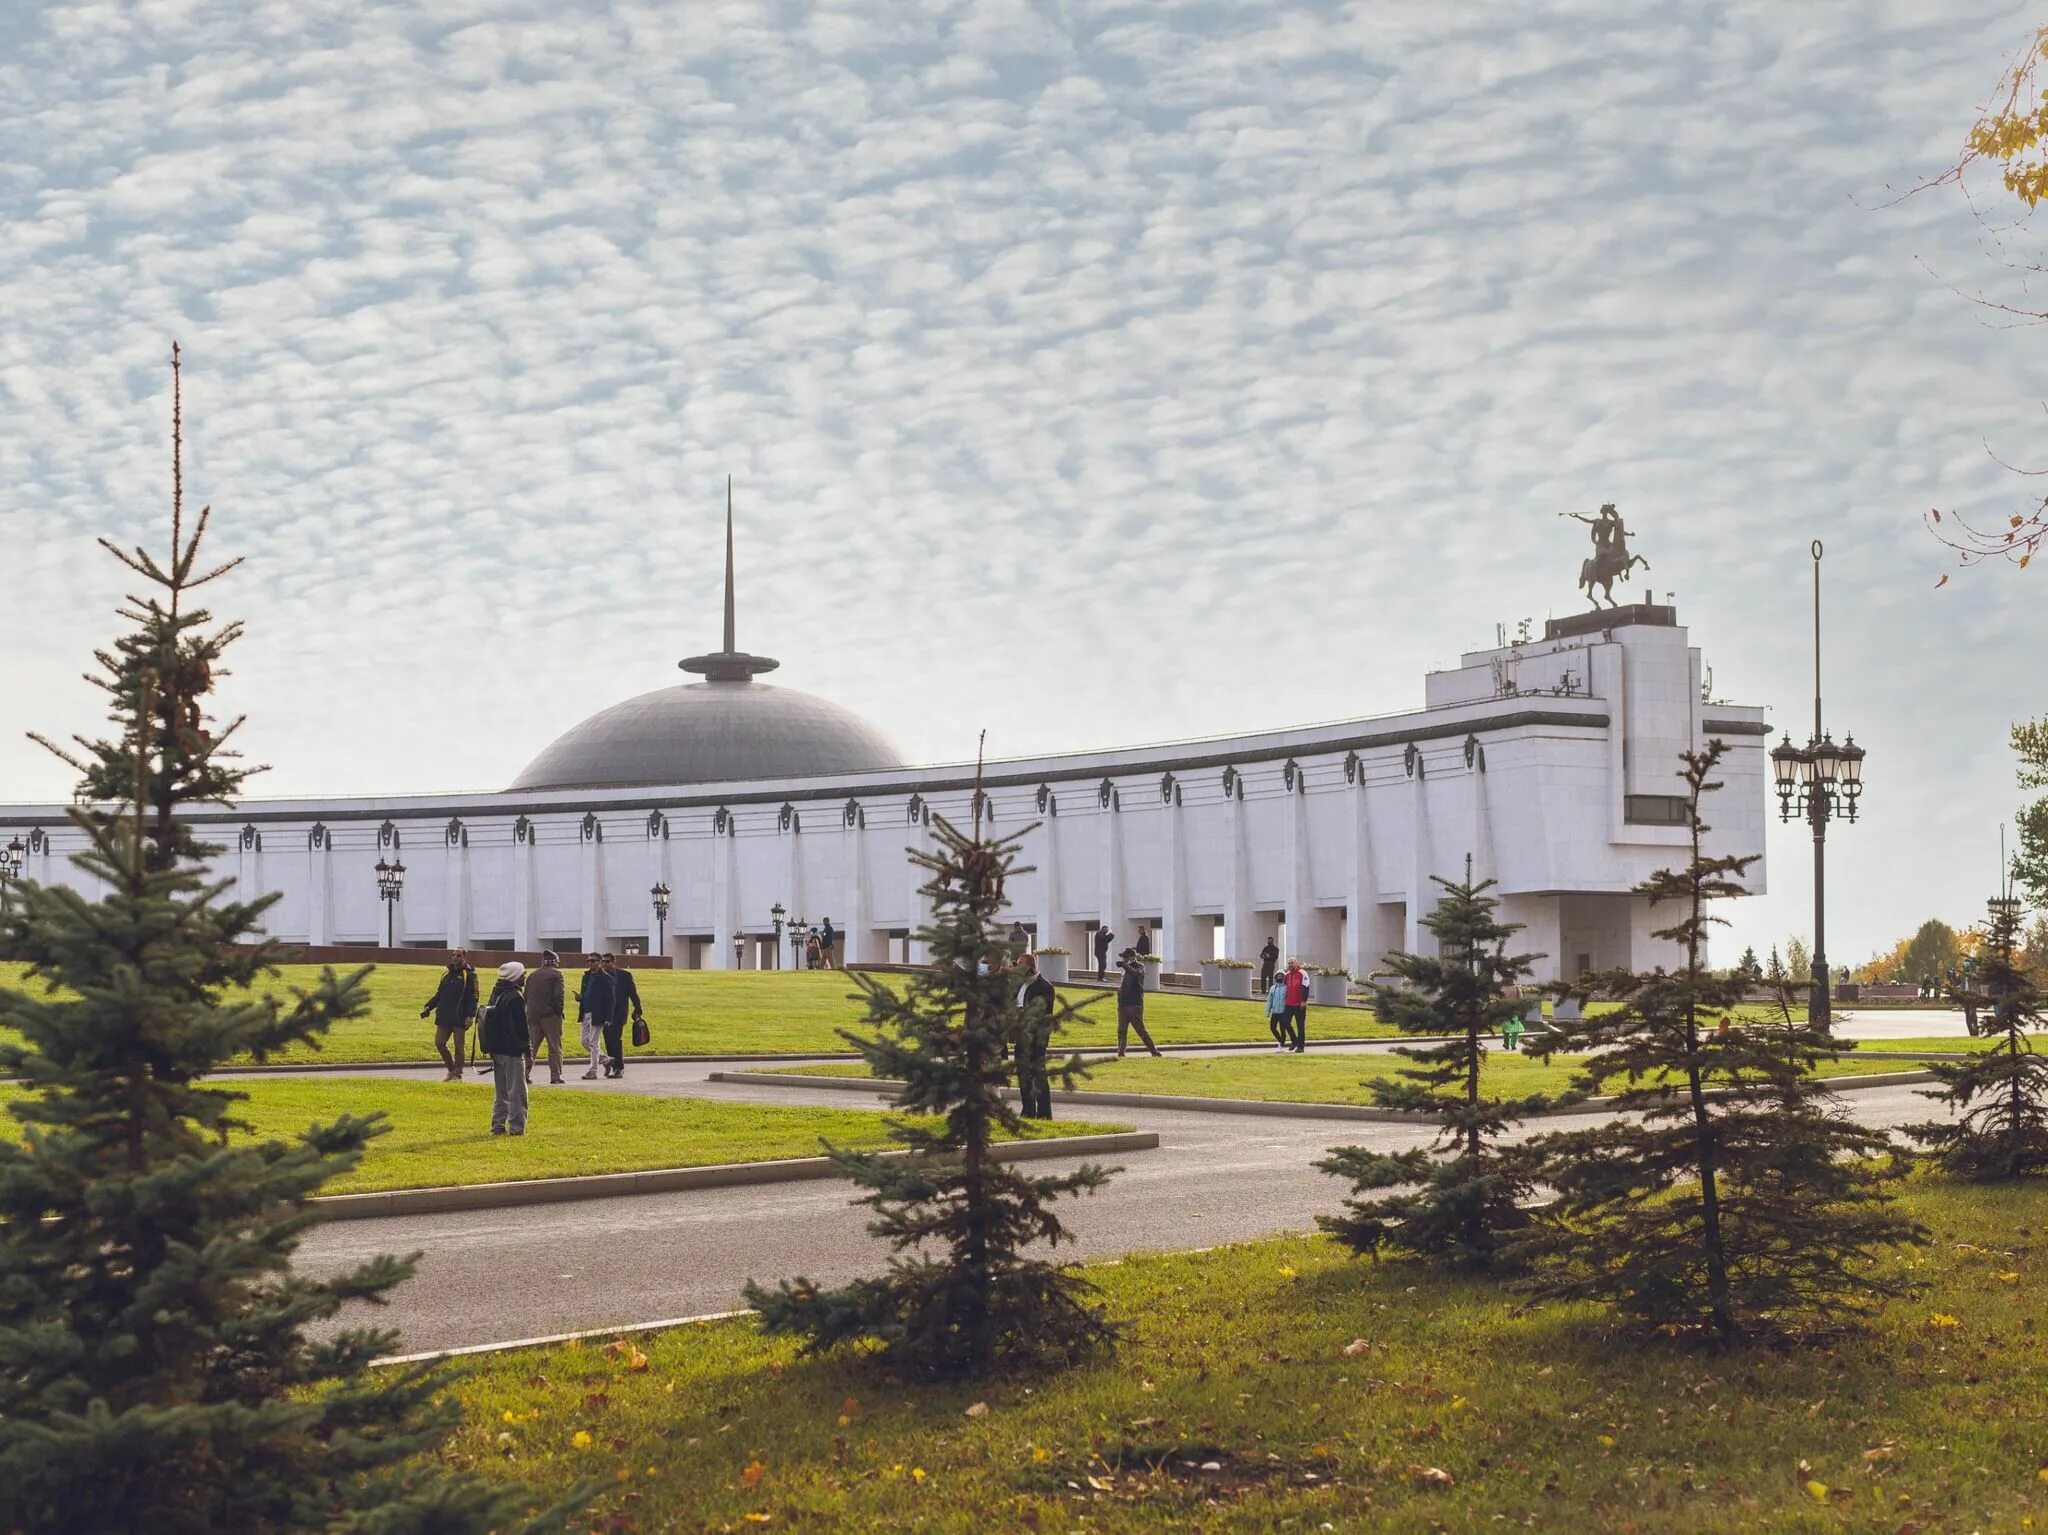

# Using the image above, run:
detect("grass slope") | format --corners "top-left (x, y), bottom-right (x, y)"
top-left (0, 1078), bottom-right (1126, 1196)
top-left (0, 961), bottom-right (1392, 1063)
top-left (779, 1049), bottom-right (1931, 1105)
top-left (443, 1179), bottom-right (2048, 1533)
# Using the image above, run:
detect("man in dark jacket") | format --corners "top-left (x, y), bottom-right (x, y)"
top-left (1015, 956), bottom-right (1057, 1119)
top-left (419, 951), bottom-right (479, 1081)
top-left (1258, 936), bottom-right (1281, 993)
top-left (1116, 948), bottom-right (1162, 1058)
top-left (819, 917), bottom-right (837, 968)
top-left (524, 950), bottom-right (567, 1084)
top-left (1134, 924), bottom-right (1152, 957)
top-left (577, 954), bottom-right (613, 1080)
top-left (1280, 959), bottom-right (1311, 1053)
top-left (480, 961), bottom-right (531, 1135)
top-left (1093, 925), bottom-right (1115, 976)
top-left (599, 953), bottom-right (644, 1079)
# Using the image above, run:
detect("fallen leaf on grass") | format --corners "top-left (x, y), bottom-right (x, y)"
top-left (1086, 1474), bottom-right (1117, 1492)
top-left (1806, 1480), bottom-right (1830, 1502)
top-left (1407, 1465), bottom-right (1455, 1488)
top-left (740, 1460), bottom-right (767, 1489)
top-left (1341, 1339), bottom-right (1372, 1358)
top-left (1862, 1444), bottom-right (1901, 1463)
top-left (964, 1402), bottom-right (989, 1420)
top-left (1926, 1314), bottom-right (1961, 1330)
top-left (571, 1431), bottom-right (592, 1449)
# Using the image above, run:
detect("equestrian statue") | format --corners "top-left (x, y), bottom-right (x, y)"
top-left (1562, 503), bottom-right (1649, 609)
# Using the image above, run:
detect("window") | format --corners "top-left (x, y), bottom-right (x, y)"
top-left (1624, 794), bottom-right (1689, 825)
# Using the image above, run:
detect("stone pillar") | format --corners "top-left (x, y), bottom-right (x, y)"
top-left (1158, 774), bottom-right (1190, 972)
top-left (712, 807), bottom-right (737, 968)
top-left (841, 800), bottom-right (872, 964)
top-left (1096, 778), bottom-right (1124, 955)
top-left (1464, 735), bottom-right (1496, 886)
top-left (1342, 755), bottom-right (1382, 978)
top-left (779, 802), bottom-right (804, 969)
top-left (1282, 760), bottom-right (1315, 963)
top-left (1222, 767), bottom-right (1251, 962)
top-left (377, 821), bottom-right (404, 948)
top-left (511, 817), bottom-right (537, 951)
top-left (1404, 745), bottom-right (1431, 954)
top-left (645, 811), bottom-right (670, 958)
top-left (236, 825), bottom-right (263, 933)
top-left (906, 796), bottom-right (933, 965)
top-left (578, 812), bottom-right (604, 954)
top-left (306, 823), bottom-right (331, 945)
top-left (443, 818), bottom-right (469, 950)
top-left (1032, 786), bottom-right (1060, 957)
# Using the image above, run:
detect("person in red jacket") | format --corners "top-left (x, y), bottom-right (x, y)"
top-left (1281, 959), bottom-right (1312, 1053)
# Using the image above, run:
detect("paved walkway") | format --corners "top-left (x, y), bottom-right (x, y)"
top-left (294, 1060), bottom-right (1951, 1355)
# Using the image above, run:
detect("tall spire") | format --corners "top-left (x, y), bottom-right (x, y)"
top-left (681, 477), bottom-right (780, 683)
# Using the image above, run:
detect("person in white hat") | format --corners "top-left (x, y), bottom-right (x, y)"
top-left (479, 961), bottom-right (531, 1136)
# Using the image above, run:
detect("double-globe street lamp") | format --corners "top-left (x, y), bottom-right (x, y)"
top-left (0, 836), bottom-right (24, 889)
top-left (650, 881), bottom-right (671, 958)
top-left (1769, 541), bottom-right (1866, 1034)
top-left (373, 855), bottom-right (406, 948)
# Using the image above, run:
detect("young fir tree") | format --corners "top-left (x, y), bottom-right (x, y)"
top-left (745, 800), bottom-right (1115, 1378)
top-left (1316, 870), bottom-right (1551, 1270)
top-left (1510, 743), bottom-right (1923, 1345)
top-left (0, 348), bottom-right (570, 1534)
top-left (1905, 894), bottom-right (2048, 1179)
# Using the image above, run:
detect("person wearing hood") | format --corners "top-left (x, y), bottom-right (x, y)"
top-left (480, 961), bottom-right (531, 1136)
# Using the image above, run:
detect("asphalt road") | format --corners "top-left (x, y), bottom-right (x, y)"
top-left (294, 1063), bottom-right (1950, 1355)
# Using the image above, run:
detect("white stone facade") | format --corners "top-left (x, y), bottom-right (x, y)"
top-left (0, 608), bottom-right (1766, 981)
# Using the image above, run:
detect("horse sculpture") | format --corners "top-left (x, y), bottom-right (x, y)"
top-left (1565, 503), bottom-right (1650, 609)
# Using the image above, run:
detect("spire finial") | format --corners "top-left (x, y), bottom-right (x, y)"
top-left (723, 474), bottom-right (736, 653)
top-left (681, 476), bottom-right (780, 683)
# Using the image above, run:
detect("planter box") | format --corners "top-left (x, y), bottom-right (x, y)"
top-left (1034, 952), bottom-right (1069, 983)
top-left (1141, 960), bottom-right (1162, 993)
top-left (1218, 968), bottom-right (1254, 1000)
top-left (1312, 972), bottom-right (1350, 1007)
top-left (1199, 960), bottom-right (1221, 994)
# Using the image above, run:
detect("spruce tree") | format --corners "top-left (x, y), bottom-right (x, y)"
top-left (0, 348), bottom-right (569, 1534)
top-left (1905, 894), bottom-right (2048, 1179)
top-left (745, 801), bottom-right (1115, 1378)
top-left (1511, 744), bottom-right (1923, 1344)
top-left (1316, 870), bottom-right (1551, 1270)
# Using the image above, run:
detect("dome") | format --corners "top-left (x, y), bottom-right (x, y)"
top-left (508, 680), bottom-right (905, 792)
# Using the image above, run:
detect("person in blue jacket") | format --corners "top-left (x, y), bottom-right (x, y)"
top-left (1265, 971), bottom-right (1291, 1052)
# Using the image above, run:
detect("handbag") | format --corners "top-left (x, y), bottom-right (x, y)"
top-left (631, 1016), bottom-right (651, 1049)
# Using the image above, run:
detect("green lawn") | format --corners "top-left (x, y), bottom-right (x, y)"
top-left (442, 1178), bottom-right (2048, 1533)
top-left (0, 961), bottom-right (1392, 1064)
top-left (776, 1048), bottom-right (1931, 1105)
top-left (0, 1078), bottom-right (1127, 1197)
top-left (1856, 1034), bottom-right (2046, 1055)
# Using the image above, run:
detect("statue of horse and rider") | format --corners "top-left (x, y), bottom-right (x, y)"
top-left (1564, 503), bottom-right (1649, 608)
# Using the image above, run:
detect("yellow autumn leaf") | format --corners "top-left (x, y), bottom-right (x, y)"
top-left (501, 1409), bottom-right (517, 1424)
top-left (1997, 1271), bottom-right (2020, 1283)
top-left (627, 1349), bottom-right (650, 1372)
top-left (912, 1467), bottom-right (928, 1483)
top-left (1806, 1480), bottom-right (1830, 1502)
top-left (742, 1516), bottom-right (772, 1526)
top-left (1596, 1435), bottom-right (1616, 1449)
top-left (571, 1430), bottom-right (592, 1449)
top-left (740, 1459), bottom-right (767, 1488)
top-left (1927, 1313), bottom-right (1961, 1330)
top-left (1031, 1445), bottom-right (1051, 1463)
top-left (1278, 1265), bottom-right (1298, 1280)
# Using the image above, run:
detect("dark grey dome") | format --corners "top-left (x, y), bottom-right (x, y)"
top-left (508, 680), bottom-right (905, 792)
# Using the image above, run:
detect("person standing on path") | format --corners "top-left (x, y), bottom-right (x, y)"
top-left (1093, 925), bottom-right (1115, 977)
top-left (480, 961), bottom-right (531, 1136)
top-left (1015, 955), bottom-right (1057, 1119)
top-left (419, 951), bottom-right (479, 1080)
top-left (1115, 947), bottom-right (1162, 1059)
top-left (524, 949), bottom-right (567, 1084)
top-left (1280, 959), bottom-right (1311, 1053)
top-left (577, 953), bottom-right (613, 1081)
top-left (1265, 970), bottom-right (1291, 1052)
top-left (819, 917), bottom-right (837, 968)
top-left (1258, 936), bottom-right (1281, 994)
top-left (600, 952), bottom-right (644, 1079)
top-left (1009, 919), bottom-right (1030, 953)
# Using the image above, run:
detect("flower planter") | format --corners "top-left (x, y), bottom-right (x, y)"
top-left (1199, 959), bottom-right (1221, 994)
top-left (1312, 972), bottom-right (1350, 1007)
top-left (1033, 951), bottom-right (1069, 983)
top-left (1218, 967), bottom-right (1254, 1000)
top-left (1141, 957), bottom-right (1163, 993)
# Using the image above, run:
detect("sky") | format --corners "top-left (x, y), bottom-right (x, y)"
top-left (2, 0), bottom-right (2045, 969)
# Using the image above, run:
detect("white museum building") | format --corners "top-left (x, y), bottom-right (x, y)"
top-left (0, 526), bottom-right (1768, 982)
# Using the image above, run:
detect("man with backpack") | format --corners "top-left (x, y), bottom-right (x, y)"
top-left (419, 950), bottom-right (479, 1081)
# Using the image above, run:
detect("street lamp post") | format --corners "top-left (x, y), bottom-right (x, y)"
top-left (769, 901), bottom-right (786, 971)
top-left (374, 855), bottom-right (407, 949)
top-left (0, 836), bottom-right (24, 890)
top-left (650, 881), bottom-right (671, 959)
top-left (1769, 541), bottom-right (1865, 1033)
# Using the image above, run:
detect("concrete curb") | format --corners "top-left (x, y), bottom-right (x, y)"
top-left (310, 1130), bottom-right (1158, 1222)
top-left (710, 1067), bottom-right (1941, 1123)
top-left (375, 1309), bottom-right (756, 1368)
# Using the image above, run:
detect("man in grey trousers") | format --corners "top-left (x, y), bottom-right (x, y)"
top-left (524, 949), bottom-right (567, 1084)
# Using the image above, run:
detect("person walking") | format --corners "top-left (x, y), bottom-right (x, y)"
top-left (576, 953), bottom-right (613, 1080)
top-left (1015, 955), bottom-right (1057, 1119)
top-left (524, 949), bottom-right (567, 1084)
top-left (600, 952), bottom-right (644, 1079)
top-left (819, 917), bottom-right (837, 968)
top-left (1093, 925), bottom-right (1115, 977)
top-left (480, 961), bottom-right (530, 1136)
top-left (1115, 947), bottom-right (1162, 1059)
top-left (1280, 958), bottom-right (1311, 1053)
top-left (1258, 936), bottom-right (1281, 994)
top-left (1265, 969), bottom-right (1291, 1052)
top-left (804, 929), bottom-right (822, 970)
top-left (419, 950), bottom-right (479, 1080)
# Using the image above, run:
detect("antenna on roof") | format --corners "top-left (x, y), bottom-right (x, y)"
top-left (723, 474), bottom-right (736, 654)
top-left (681, 477), bottom-right (780, 683)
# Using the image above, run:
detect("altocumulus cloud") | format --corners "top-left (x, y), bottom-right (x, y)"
top-left (0, 0), bottom-right (2043, 964)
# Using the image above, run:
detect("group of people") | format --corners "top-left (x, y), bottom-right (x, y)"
top-left (1090, 922), bottom-right (1152, 974)
top-left (1262, 950), bottom-right (1314, 1052)
top-left (420, 949), bottom-right (648, 1135)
